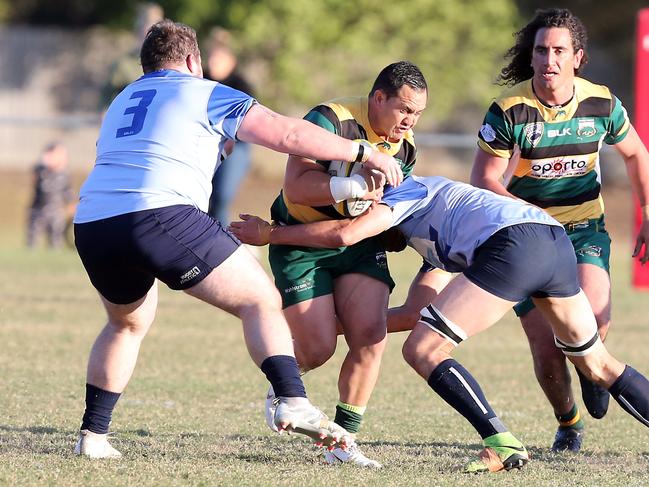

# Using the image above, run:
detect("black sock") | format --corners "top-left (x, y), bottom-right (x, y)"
top-left (260, 355), bottom-right (306, 398)
top-left (427, 359), bottom-right (507, 439)
top-left (81, 383), bottom-right (121, 434)
top-left (608, 365), bottom-right (649, 428)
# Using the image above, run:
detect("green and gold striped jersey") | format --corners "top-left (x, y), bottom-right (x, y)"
top-left (477, 78), bottom-right (630, 224)
top-left (271, 96), bottom-right (417, 224)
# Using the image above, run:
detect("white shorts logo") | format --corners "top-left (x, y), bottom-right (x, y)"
top-left (284, 278), bottom-right (315, 295)
top-left (180, 266), bottom-right (201, 284)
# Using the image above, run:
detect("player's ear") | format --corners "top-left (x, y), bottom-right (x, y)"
top-left (187, 52), bottom-right (203, 77)
top-left (371, 89), bottom-right (386, 106)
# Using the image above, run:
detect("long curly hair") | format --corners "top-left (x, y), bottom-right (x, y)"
top-left (498, 8), bottom-right (588, 86)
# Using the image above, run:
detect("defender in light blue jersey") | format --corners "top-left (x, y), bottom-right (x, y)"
top-left (231, 175), bottom-right (649, 473)
top-left (72, 20), bottom-right (408, 460)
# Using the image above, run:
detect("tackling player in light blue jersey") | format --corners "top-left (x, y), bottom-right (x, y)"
top-left (232, 175), bottom-right (649, 474)
top-left (76, 71), bottom-right (254, 222)
top-left (72, 19), bottom-right (407, 460)
top-left (382, 176), bottom-right (559, 272)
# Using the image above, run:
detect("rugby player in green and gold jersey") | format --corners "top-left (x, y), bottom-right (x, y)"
top-left (471, 8), bottom-right (649, 453)
top-left (261, 62), bottom-right (444, 467)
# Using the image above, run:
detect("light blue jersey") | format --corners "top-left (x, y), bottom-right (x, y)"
top-left (75, 70), bottom-right (255, 223)
top-left (381, 176), bottom-right (561, 273)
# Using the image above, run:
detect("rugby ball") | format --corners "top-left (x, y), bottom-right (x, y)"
top-left (328, 160), bottom-right (373, 217)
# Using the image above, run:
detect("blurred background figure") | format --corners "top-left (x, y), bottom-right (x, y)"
top-left (204, 27), bottom-right (255, 224)
top-left (99, 2), bottom-right (164, 107)
top-left (26, 142), bottom-right (75, 249)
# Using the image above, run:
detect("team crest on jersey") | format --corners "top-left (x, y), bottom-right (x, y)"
top-left (523, 122), bottom-right (544, 147)
top-left (577, 118), bottom-right (597, 137)
top-left (480, 123), bottom-right (496, 142)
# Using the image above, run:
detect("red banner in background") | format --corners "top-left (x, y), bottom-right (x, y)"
top-left (633, 8), bottom-right (649, 289)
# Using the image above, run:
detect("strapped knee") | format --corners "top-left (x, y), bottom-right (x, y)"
top-left (554, 331), bottom-right (601, 357)
top-left (418, 304), bottom-right (467, 346)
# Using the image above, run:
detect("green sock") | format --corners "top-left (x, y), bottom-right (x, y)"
top-left (483, 431), bottom-right (525, 450)
top-left (555, 404), bottom-right (584, 430)
top-left (334, 401), bottom-right (365, 434)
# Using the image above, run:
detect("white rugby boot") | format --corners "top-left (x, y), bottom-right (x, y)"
top-left (74, 429), bottom-right (122, 459)
top-left (272, 397), bottom-right (351, 449)
top-left (264, 385), bottom-right (280, 432)
top-left (324, 440), bottom-right (382, 468)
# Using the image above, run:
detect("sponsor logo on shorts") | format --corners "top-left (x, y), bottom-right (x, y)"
top-left (375, 251), bottom-right (388, 269)
top-left (530, 157), bottom-right (588, 178)
top-left (577, 245), bottom-right (602, 258)
top-left (180, 266), bottom-right (201, 284)
top-left (284, 278), bottom-right (315, 295)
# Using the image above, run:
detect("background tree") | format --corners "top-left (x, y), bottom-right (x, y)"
top-left (6, 0), bottom-right (518, 128)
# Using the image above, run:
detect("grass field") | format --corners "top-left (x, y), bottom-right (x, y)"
top-left (1, 169), bottom-right (648, 486)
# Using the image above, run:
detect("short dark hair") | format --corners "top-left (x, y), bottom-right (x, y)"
top-left (498, 8), bottom-right (588, 86)
top-left (140, 19), bottom-right (200, 74)
top-left (370, 61), bottom-right (427, 98)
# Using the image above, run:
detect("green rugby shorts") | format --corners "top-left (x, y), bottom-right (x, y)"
top-left (268, 236), bottom-right (395, 308)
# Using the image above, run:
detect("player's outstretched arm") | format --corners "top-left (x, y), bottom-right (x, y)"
top-left (236, 104), bottom-right (402, 186)
top-left (230, 205), bottom-right (393, 249)
top-left (615, 126), bottom-right (649, 264)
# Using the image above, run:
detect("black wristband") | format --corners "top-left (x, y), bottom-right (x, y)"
top-left (354, 142), bottom-right (365, 162)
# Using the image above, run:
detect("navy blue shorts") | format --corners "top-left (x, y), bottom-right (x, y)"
top-left (463, 223), bottom-right (580, 303)
top-left (74, 205), bottom-right (240, 304)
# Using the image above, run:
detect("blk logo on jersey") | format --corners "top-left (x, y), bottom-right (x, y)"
top-left (530, 158), bottom-right (588, 178)
top-left (547, 127), bottom-right (572, 138)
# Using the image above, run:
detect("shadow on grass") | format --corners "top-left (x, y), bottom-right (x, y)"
top-left (0, 425), bottom-right (61, 435)
top-left (1, 427), bottom-right (646, 468)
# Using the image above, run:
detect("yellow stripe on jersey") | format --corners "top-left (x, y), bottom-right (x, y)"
top-left (544, 196), bottom-right (604, 223)
top-left (282, 192), bottom-right (332, 223)
top-left (477, 138), bottom-right (512, 159)
top-left (497, 78), bottom-right (616, 123)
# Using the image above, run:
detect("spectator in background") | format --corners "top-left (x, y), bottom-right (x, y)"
top-left (27, 141), bottom-right (75, 249)
top-left (204, 28), bottom-right (254, 224)
top-left (99, 2), bottom-right (164, 107)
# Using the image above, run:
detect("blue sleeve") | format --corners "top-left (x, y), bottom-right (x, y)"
top-left (207, 83), bottom-right (256, 140)
top-left (381, 178), bottom-right (429, 225)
